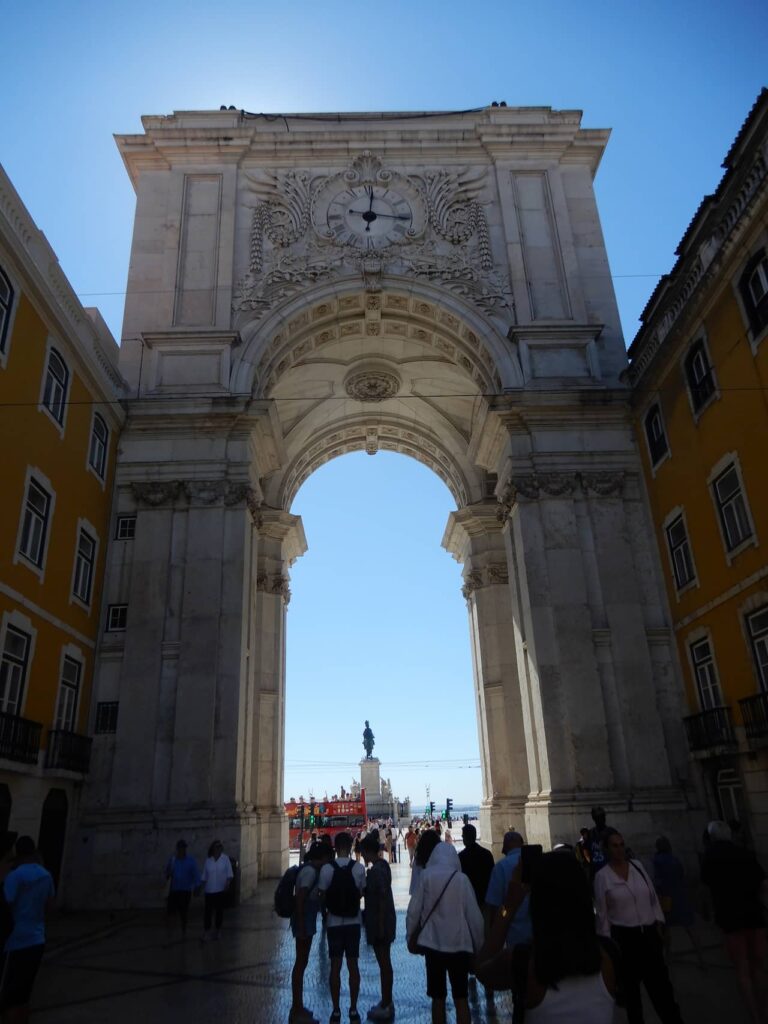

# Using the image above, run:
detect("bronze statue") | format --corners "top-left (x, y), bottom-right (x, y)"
top-left (362, 720), bottom-right (375, 759)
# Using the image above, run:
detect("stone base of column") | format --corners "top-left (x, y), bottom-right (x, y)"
top-left (523, 788), bottom-right (705, 864)
top-left (479, 798), bottom-right (528, 859)
top-left (65, 806), bottom-right (278, 910)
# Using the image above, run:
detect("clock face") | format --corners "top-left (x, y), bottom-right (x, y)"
top-left (326, 185), bottom-right (413, 250)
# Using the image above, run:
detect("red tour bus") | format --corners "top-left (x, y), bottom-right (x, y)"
top-left (285, 791), bottom-right (367, 850)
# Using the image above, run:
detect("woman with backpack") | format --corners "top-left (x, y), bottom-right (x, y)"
top-left (360, 831), bottom-right (397, 1021)
top-left (406, 840), bottom-right (484, 1024)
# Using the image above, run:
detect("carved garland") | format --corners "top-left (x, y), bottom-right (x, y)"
top-left (496, 471), bottom-right (626, 521)
top-left (130, 481), bottom-right (261, 517)
top-left (461, 564), bottom-right (509, 600)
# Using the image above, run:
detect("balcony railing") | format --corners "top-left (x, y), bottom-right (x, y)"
top-left (0, 711), bottom-right (42, 764)
top-left (45, 729), bottom-right (93, 774)
top-left (683, 705), bottom-right (736, 752)
top-left (740, 692), bottom-right (768, 740)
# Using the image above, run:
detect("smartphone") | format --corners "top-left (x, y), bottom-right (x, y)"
top-left (520, 843), bottom-right (543, 884)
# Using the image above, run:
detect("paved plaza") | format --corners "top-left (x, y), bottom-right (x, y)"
top-left (34, 848), bottom-right (750, 1023)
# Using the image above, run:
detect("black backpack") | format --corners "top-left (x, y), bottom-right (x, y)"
top-left (324, 861), bottom-right (361, 918)
top-left (274, 864), bottom-right (301, 918)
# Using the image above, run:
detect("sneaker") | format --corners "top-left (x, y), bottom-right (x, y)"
top-left (367, 1004), bottom-right (394, 1021)
top-left (329, 1011), bottom-right (341, 1024)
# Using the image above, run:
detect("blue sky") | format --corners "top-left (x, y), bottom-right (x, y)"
top-left (3, 1), bottom-right (766, 805)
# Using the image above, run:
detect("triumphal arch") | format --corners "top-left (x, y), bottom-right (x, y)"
top-left (72, 107), bottom-right (693, 905)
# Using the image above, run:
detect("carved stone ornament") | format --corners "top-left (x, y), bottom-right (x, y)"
top-left (344, 369), bottom-right (401, 403)
top-left (581, 472), bottom-right (625, 497)
top-left (496, 470), bottom-right (626, 519)
top-left (461, 571), bottom-right (484, 601)
top-left (131, 481), bottom-right (181, 507)
top-left (256, 572), bottom-right (291, 603)
top-left (487, 564), bottom-right (509, 585)
top-left (232, 152), bottom-right (514, 325)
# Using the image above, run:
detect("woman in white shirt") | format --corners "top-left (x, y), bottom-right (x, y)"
top-left (593, 831), bottom-right (683, 1024)
top-left (200, 839), bottom-right (234, 940)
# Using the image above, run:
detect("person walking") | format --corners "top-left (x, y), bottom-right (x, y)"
top-left (0, 836), bottom-right (55, 1024)
top-left (484, 831), bottom-right (532, 950)
top-left (459, 823), bottom-right (496, 1014)
top-left (406, 840), bottom-right (484, 1024)
top-left (360, 832), bottom-right (396, 1021)
top-left (701, 819), bottom-right (768, 1024)
top-left (165, 839), bottom-right (200, 938)
top-left (200, 839), bottom-right (233, 941)
top-left (290, 841), bottom-right (330, 1024)
top-left (652, 836), bottom-right (704, 970)
top-left (593, 830), bottom-right (683, 1024)
top-left (405, 826), bottom-right (418, 867)
top-left (410, 829), bottom-right (441, 896)
top-left (318, 831), bottom-right (367, 1024)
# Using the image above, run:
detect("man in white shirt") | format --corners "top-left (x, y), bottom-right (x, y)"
top-left (318, 832), bottom-right (367, 1024)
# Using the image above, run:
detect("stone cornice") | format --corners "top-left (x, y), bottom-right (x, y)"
top-left (0, 167), bottom-right (127, 408)
top-left (257, 507), bottom-right (307, 564)
top-left (442, 502), bottom-right (503, 561)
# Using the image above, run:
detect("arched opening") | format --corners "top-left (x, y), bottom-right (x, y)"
top-left (284, 451), bottom-right (480, 829)
top-left (38, 787), bottom-right (68, 888)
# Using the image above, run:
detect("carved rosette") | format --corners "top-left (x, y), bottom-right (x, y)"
top-left (344, 369), bottom-right (401, 403)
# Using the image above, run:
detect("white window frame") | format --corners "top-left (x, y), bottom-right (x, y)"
top-left (38, 338), bottom-right (70, 435)
top-left (707, 452), bottom-right (757, 563)
top-left (14, 467), bottom-right (56, 581)
top-left (733, 236), bottom-right (768, 353)
top-left (686, 630), bottom-right (723, 712)
top-left (106, 605), bottom-right (128, 632)
top-left (0, 263), bottom-right (19, 370)
top-left (53, 644), bottom-right (84, 733)
top-left (0, 610), bottom-right (37, 717)
top-left (86, 410), bottom-right (109, 484)
top-left (746, 605), bottom-right (768, 693)
top-left (115, 515), bottom-right (136, 541)
top-left (70, 519), bottom-right (100, 612)
top-left (661, 506), bottom-right (698, 598)
top-left (681, 334), bottom-right (718, 420)
top-left (642, 397), bottom-right (671, 472)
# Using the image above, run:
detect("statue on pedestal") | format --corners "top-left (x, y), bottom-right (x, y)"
top-left (362, 720), bottom-right (375, 759)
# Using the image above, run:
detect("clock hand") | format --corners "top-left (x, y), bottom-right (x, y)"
top-left (367, 212), bottom-right (411, 220)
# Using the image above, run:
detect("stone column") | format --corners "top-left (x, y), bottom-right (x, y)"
top-left (499, 470), bottom-right (688, 850)
top-left (250, 508), bottom-right (307, 878)
top-left (443, 502), bottom-right (530, 856)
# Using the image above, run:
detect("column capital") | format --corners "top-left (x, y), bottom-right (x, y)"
top-left (442, 501), bottom-right (503, 561)
top-left (257, 507), bottom-right (307, 564)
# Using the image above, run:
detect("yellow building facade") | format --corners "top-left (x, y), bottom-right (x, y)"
top-left (0, 164), bottom-right (124, 890)
top-left (628, 90), bottom-right (768, 850)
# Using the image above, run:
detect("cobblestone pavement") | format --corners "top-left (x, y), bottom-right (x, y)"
top-left (34, 843), bottom-right (750, 1023)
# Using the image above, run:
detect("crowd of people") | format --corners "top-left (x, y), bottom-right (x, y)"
top-left (285, 809), bottom-right (768, 1024)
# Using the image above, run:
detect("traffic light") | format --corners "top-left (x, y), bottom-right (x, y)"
top-left (446, 798), bottom-right (453, 826)
top-left (308, 800), bottom-right (316, 827)
top-left (429, 801), bottom-right (435, 818)
top-left (441, 810), bottom-right (446, 820)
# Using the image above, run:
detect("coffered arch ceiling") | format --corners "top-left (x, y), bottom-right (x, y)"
top-left (240, 284), bottom-right (507, 510)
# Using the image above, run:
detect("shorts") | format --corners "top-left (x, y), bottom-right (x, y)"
top-left (327, 923), bottom-right (361, 960)
top-left (291, 901), bottom-right (319, 939)
top-left (0, 944), bottom-right (45, 1010)
top-left (166, 889), bottom-right (192, 918)
top-left (424, 949), bottom-right (472, 1000)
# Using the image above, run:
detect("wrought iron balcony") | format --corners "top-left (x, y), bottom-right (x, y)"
top-left (740, 692), bottom-right (768, 740)
top-left (683, 705), bottom-right (736, 753)
top-left (45, 729), bottom-right (93, 774)
top-left (0, 711), bottom-right (42, 764)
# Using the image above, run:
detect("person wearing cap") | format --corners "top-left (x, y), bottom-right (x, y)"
top-left (164, 839), bottom-right (200, 937)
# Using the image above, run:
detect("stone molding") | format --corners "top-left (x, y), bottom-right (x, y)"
top-left (256, 572), bottom-right (291, 604)
top-left (130, 480), bottom-right (261, 515)
top-left (462, 563), bottom-right (510, 600)
top-left (497, 470), bottom-right (626, 520)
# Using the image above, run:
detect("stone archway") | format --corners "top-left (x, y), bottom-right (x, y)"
top-left (73, 106), bottom-right (695, 907)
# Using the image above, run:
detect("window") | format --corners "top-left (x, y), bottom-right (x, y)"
top-left (115, 516), bottom-right (136, 540)
top-left (644, 404), bottom-right (669, 465)
top-left (684, 340), bottom-right (716, 412)
top-left (0, 626), bottom-right (31, 715)
top-left (72, 529), bottom-right (96, 605)
top-left (88, 414), bottom-right (109, 479)
top-left (747, 607), bottom-right (768, 692)
top-left (713, 464), bottom-right (752, 551)
top-left (666, 515), bottom-right (696, 589)
top-left (0, 266), bottom-right (13, 356)
top-left (690, 638), bottom-right (722, 711)
top-left (54, 657), bottom-right (81, 732)
top-left (19, 478), bottom-right (52, 568)
top-left (739, 250), bottom-right (768, 336)
top-left (94, 701), bottom-right (119, 734)
top-left (42, 347), bottom-right (69, 425)
top-left (106, 605), bottom-right (127, 631)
